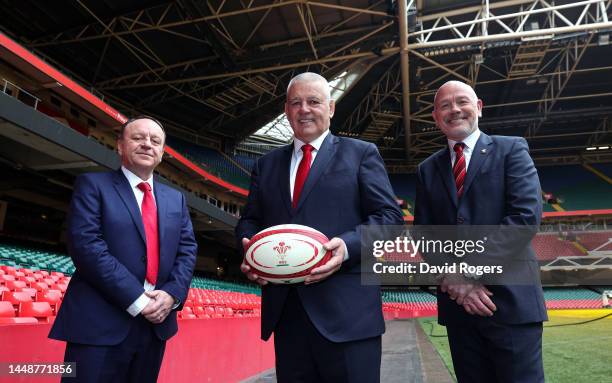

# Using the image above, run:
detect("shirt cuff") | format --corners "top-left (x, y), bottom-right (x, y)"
top-left (342, 241), bottom-right (349, 262)
top-left (126, 293), bottom-right (151, 317)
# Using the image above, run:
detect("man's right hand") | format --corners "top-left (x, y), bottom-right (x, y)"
top-left (461, 284), bottom-right (497, 317)
top-left (240, 238), bottom-right (268, 286)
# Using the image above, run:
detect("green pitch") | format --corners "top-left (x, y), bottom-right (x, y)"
top-left (418, 310), bottom-right (612, 382)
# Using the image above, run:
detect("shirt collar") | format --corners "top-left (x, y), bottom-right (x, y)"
top-left (121, 166), bottom-right (154, 191)
top-left (447, 128), bottom-right (481, 153)
top-left (293, 129), bottom-right (330, 156)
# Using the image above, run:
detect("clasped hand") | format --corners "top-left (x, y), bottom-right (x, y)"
top-left (441, 274), bottom-right (497, 316)
top-left (141, 290), bottom-right (174, 324)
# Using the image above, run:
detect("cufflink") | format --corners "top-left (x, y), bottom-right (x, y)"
top-left (481, 149), bottom-right (487, 154)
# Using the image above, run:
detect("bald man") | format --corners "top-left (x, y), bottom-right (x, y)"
top-left (414, 81), bottom-right (547, 382)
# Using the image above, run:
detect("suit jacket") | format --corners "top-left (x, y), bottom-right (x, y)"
top-left (49, 170), bottom-right (197, 345)
top-left (236, 133), bottom-right (404, 342)
top-left (414, 132), bottom-right (547, 325)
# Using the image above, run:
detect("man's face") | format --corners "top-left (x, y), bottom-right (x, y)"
top-left (285, 80), bottom-right (335, 143)
top-left (117, 119), bottom-right (165, 177)
top-left (432, 82), bottom-right (483, 141)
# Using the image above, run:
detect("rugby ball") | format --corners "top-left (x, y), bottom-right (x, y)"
top-left (244, 224), bottom-right (332, 284)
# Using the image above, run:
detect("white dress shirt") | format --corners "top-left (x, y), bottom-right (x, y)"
top-left (447, 128), bottom-right (481, 171)
top-left (121, 166), bottom-right (156, 317)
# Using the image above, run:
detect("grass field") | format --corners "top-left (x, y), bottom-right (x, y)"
top-left (418, 309), bottom-right (612, 383)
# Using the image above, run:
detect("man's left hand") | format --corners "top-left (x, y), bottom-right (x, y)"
top-left (304, 237), bottom-right (345, 285)
top-left (440, 274), bottom-right (475, 305)
top-left (142, 290), bottom-right (175, 324)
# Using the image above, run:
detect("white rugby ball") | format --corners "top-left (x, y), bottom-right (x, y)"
top-left (244, 224), bottom-right (332, 284)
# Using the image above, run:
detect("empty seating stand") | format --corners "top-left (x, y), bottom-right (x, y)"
top-left (532, 234), bottom-right (584, 261)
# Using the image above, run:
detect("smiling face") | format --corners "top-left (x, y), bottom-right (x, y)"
top-left (285, 79), bottom-right (335, 143)
top-left (432, 81), bottom-right (483, 141)
top-left (117, 118), bottom-right (165, 180)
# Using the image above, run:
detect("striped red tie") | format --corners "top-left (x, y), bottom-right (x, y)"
top-left (453, 143), bottom-right (466, 199)
top-left (138, 182), bottom-right (159, 285)
top-left (292, 144), bottom-right (313, 209)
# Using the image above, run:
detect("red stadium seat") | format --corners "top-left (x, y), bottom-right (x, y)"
top-left (54, 283), bottom-right (68, 292)
top-left (1, 291), bottom-right (32, 305)
top-left (0, 274), bottom-right (16, 284)
top-left (36, 290), bottom-right (62, 312)
top-left (0, 301), bottom-right (15, 317)
top-left (20, 288), bottom-right (37, 298)
top-left (0, 317), bottom-right (38, 324)
top-left (0, 266), bottom-right (17, 275)
top-left (6, 280), bottom-right (27, 290)
top-left (29, 282), bottom-right (49, 291)
top-left (19, 301), bottom-right (53, 322)
top-left (32, 273), bottom-right (43, 280)
top-left (18, 276), bottom-right (37, 284)
top-left (181, 306), bottom-right (193, 314)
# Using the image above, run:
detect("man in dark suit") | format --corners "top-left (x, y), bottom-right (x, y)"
top-left (414, 81), bottom-right (547, 382)
top-left (50, 116), bottom-right (197, 382)
top-left (236, 72), bottom-right (404, 382)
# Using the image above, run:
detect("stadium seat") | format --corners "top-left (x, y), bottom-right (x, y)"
top-left (54, 283), bottom-right (68, 292)
top-left (6, 280), bottom-right (27, 290)
top-left (20, 288), bottom-right (37, 298)
top-left (1, 291), bottom-right (32, 305)
top-left (19, 301), bottom-right (53, 322)
top-left (0, 317), bottom-right (38, 324)
top-left (18, 276), bottom-right (37, 284)
top-left (0, 301), bottom-right (15, 317)
top-left (0, 266), bottom-right (17, 275)
top-left (36, 290), bottom-right (62, 312)
top-left (29, 282), bottom-right (49, 291)
top-left (0, 274), bottom-right (16, 283)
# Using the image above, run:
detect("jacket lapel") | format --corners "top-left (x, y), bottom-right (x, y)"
top-left (433, 147), bottom-right (458, 208)
top-left (112, 170), bottom-right (146, 243)
top-left (154, 180), bottom-right (167, 247)
top-left (461, 132), bottom-right (493, 199)
top-left (154, 180), bottom-right (168, 276)
top-left (295, 133), bottom-right (337, 211)
top-left (279, 144), bottom-right (293, 215)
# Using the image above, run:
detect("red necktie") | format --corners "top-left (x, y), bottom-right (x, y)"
top-left (453, 143), bottom-right (466, 198)
top-left (292, 144), bottom-right (314, 209)
top-left (138, 182), bottom-right (159, 285)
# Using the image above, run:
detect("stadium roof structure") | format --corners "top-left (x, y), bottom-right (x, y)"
top-left (1, 0), bottom-right (612, 171)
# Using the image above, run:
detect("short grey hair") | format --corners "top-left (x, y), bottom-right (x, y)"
top-left (286, 72), bottom-right (331, 101)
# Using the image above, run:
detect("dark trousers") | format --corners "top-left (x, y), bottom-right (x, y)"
top-left (62, 315), bottom-right (166, 383)
top-left (446, 319), bottom-right (544, 383)
top-left (274, 289), bottom-right (382, 383)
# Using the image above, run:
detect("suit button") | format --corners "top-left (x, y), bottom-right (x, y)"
top-left (457, 216), bottom-right (464, 224)
top-left (141, 256), bottom-right (146, 263)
